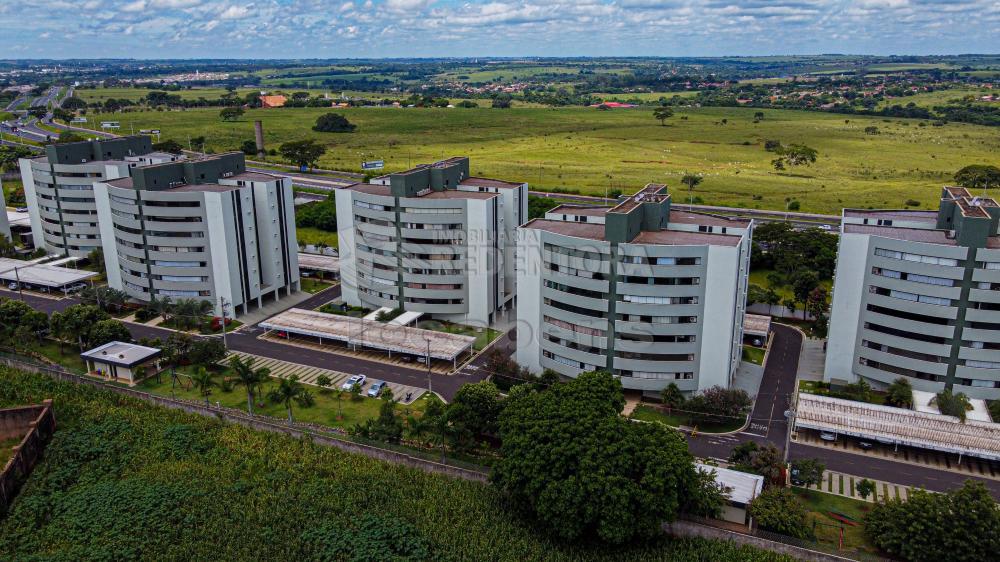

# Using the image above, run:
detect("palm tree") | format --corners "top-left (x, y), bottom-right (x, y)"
top-left (268, 374), bottom-right (308, 423)
top-left (653, 106), bottom-right (674, 126)
top-left (406, 414), bottom-right (430, 445)
top-left (191, 366), bottom-right (216, 407)
top-left (680, 173), bottom-right (703, 204)
top-left (148, 295), bottom-right (172, 322)
top-left (229, 355), bottom-right (270, 415)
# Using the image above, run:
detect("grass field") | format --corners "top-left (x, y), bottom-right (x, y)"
top-left (631, 404), bottom-right (745, 433)
top-left (794, 488), bottom-right (878, 554)
top-left (78, 104), bottom-right (1000, 213)
top-left (136, 365), bottom-right (432, 431)
top-left (295, 226), bottom-right (338, 248)
top-left (742, 345), bottom-right (765, 365)
top-left (878, 88), bottom-right (1000, 109)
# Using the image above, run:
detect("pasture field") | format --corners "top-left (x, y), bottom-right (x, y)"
top-left (80, 104), bottom-right (1000, 213)
top-left (878, 88), bottom-right (1000, 109)
top-left (75, 86), bottom-right (266, 103)
top-left (592, 91), bottom-right (700, 102)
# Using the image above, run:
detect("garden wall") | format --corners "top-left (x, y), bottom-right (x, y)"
top-left (0, 400), bottom-right (56, 516)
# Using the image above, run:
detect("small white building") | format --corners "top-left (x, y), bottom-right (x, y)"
top-left (696, 463), bottom-right (765, 527)
top-left (81, 341), bottom-right (161, 385)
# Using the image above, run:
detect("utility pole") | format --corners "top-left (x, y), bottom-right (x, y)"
top-left (425, 337), bottom-right (432, 395)
top-left (219, 296), bottom-right (229, 350)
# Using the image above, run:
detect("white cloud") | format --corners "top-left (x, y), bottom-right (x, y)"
top-left (120, 0), bottom-right (146, 11)
top-left (219, 4), bottom-right (252, 19)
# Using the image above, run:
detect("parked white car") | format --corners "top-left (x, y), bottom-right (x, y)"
top-left (341, 374), bottom-right (366, 391)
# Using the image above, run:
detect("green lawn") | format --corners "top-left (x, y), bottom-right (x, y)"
top-left (296, 226), bottom-right (338, 249)
top-left (742, 345), bottom-right (765, 365)
top-left (75, 104), bottom-right (1000, 214)
top-left (2, 180), bottom-right (24, 209)
top-left (793, 488), bottom-right (878, 554)
top-left (630, 404), bottom-right (745, 433)
top-left (300, 277), bottom-right (335, 294)
top-left (138, 364), bottom-right (434, 431)
top-left (798, 379), bottom-right (889, 406)
top-left (416, 320), bottom-right (500, 351)
top-left (28, 339), bottom-right (89, 374)
top-left (74, 86), bottom-right (273, 103)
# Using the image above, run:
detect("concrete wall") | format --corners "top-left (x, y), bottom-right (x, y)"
top-left (824, 232), bottom-right (870, 384)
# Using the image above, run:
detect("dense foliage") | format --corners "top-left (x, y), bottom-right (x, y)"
top-left (749, 488), bottom-right (811, 539)
top-left (751, 222), bottom-right (838, 280)
top-left (295, 194), bottom-right (337, 232)
top-left (865, 480), bottom-right (1000, 562)
top-left (493, 371), bottom-right (715, 544)
top-left (0, 367), bottom-right (793, 561)
top-left (313, 112), bottom-right (357, 133)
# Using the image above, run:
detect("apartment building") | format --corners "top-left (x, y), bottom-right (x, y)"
top-left (335, 157), bottom-right (527, 326)
top-left (516, 184), bottom-right (753, 396)
top-left (19, 136), bottom-right (181, 257)
top-left (92, 151), bottom-right (299, 317)
top-left (826, 187), bottom-right (1000, 400)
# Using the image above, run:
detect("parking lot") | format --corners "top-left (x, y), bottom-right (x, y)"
top-left (259, 332), bottom-right (457, 374)
top-left (224, 351), bottom-right (426, 405)
top-left (794, 428), bottom-right (1000, 480)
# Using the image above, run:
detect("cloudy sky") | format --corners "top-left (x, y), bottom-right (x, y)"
top-left (2, 0), bottom-right (999, 58)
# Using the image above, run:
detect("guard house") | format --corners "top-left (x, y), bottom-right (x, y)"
top-left (81, 341), bottom-right (161, 385)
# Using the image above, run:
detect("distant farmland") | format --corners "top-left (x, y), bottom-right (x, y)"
top-left (82, 104), bottom-right (1000, 213)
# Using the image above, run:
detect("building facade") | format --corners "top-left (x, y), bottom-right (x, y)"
top-left (19, 136), bottom-right (181, 257)
top-left (826, 187), bottom-right (1000, 400)
top-left (92, 152), bottom-right (299, 316)
top-left (516, 184), bottom-right (753, 396)
top-left (335, 157), bottom-right (527, 326)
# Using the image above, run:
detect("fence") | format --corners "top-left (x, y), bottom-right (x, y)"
top-left (0, 354), bottom-right (489, 482)
top-left (669, 516), bottom-right (893, 562)
top-left (0, 400), bottom-right (56, 516)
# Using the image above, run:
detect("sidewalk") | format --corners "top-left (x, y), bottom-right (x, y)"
top-left (795, 469), bottom-right (914, 503)
top-left (797, 337), bottom-right (826, 382)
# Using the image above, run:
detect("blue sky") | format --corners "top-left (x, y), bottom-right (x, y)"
top-left (2, 0), bottom-right (999, 59)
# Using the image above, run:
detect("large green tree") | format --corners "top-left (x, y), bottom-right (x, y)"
top-left (954, 164), bottom-right (1000, 190)
top-left (279, 139), bottom-right (326, 170)
top-left (88, 319), bottom-right (132, 348)
top-left (447, 380), bottom-right (503, 439)
top-left (493, 371), bottom-right (713, 544)
top-left (49, 304), bottom-right (111, 350)
top-left (312, 112), bottom-right (356, 133)
top-left (866, 480), bottom-right (1000, 562)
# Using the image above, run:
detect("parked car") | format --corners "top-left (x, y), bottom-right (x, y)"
top-left (14, 207), bottom-right (27, 213)
top-left (790, 468), bottom-right (805, 486)
top-left (819, 224), bottom-right (833, 231)
top-left (367, 381), bottom-right (387, 398)
top-left (341, 374), bottom-right (366, 391)
top-left (819, 431), bottom-right (837, 442)
top-left (7, 282), bottom-right (18, 290)
top-left (62, 282), bottom-right (87, 294)
top-left (858, 441), bottom-right (874, 451)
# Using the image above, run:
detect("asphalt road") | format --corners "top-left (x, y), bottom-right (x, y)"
top-left (788, 442), bottom-right (1000, 499)
top-left (687, 324), bottom-right (801, 461)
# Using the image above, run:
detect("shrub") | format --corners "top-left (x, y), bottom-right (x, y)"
top-left (749, 488), bottom-right (810, 539)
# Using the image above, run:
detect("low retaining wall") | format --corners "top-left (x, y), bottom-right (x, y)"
top-left (0, 357), bottom-right (488, 483)
top-left (0, 400), bottom-right (56, 516)
top-left (665, 519), bottom-right (887, 562)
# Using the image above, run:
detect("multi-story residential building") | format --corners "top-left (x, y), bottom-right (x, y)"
top-left (826, 187), bottom-right (1000, 400)
top-left (516, 184), bottom-right (753, 396)
top-left (92, 152), bottom-right (299, 317)
top-left (335, 157), bottom-right (527, 326)
top-left (19, 136), bottom-right (181, 257)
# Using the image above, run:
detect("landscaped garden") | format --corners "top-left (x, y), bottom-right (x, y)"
top-left (417, 319), bottom-right (501, 351)
top-left (299, 276), bottom-right (335, 294)
top-left (741, 345), bottom-right (765, 365)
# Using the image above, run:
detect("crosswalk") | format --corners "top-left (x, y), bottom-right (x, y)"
top-left (224, 351), bottom-right (425, 404)
top-left (795, 470), bottom-right (914, 503)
